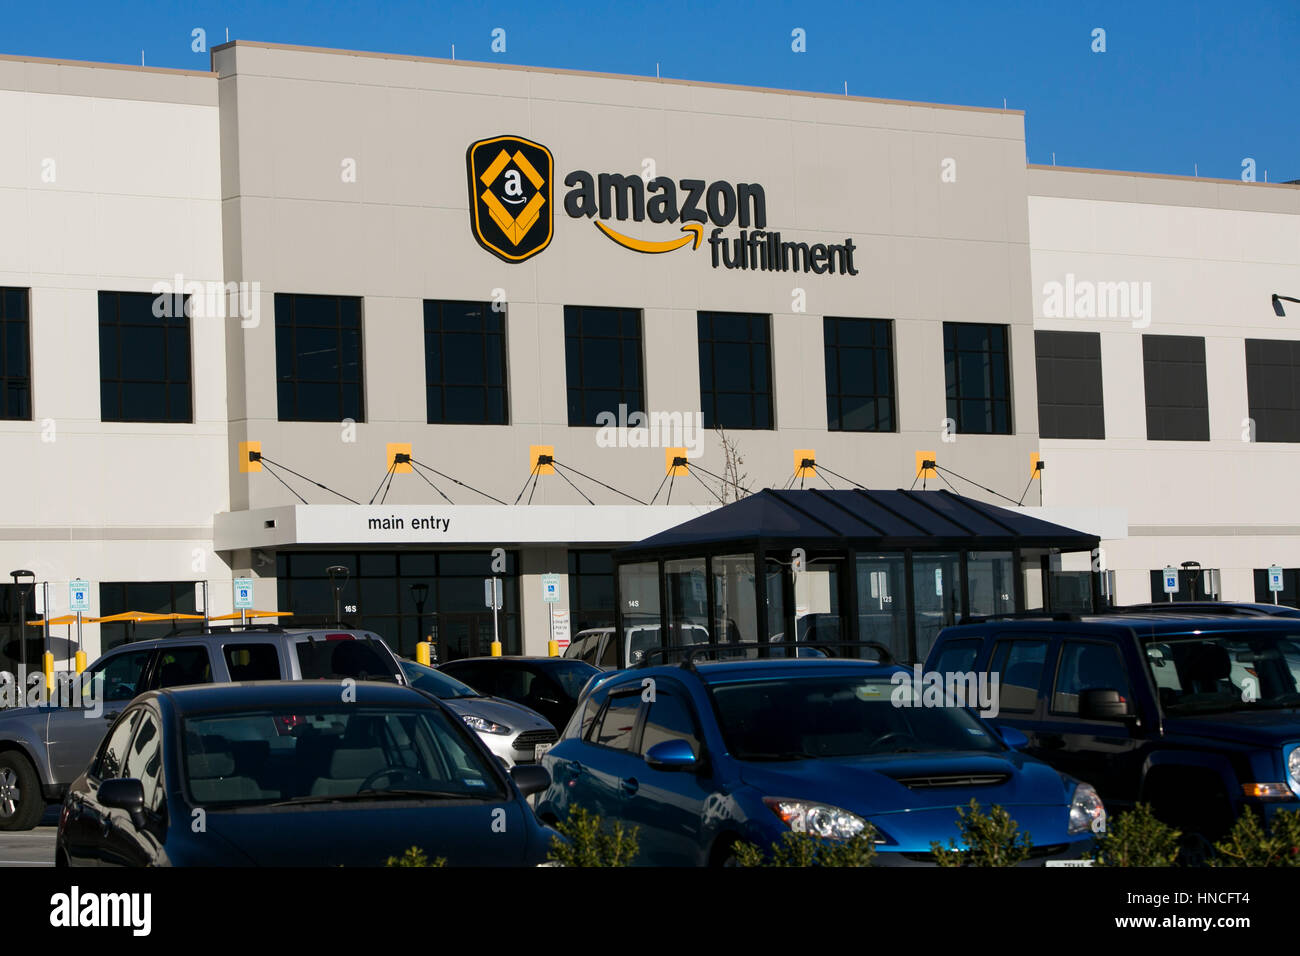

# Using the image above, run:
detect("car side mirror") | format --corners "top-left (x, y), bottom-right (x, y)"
top-left (510, 764), bottom-right (551, 798)
top-left (99, 777), bottom-right (146, 826)
top-left (998, 726), bottom-right (1029, 750)
top-left (644, 739), bottom-right (697, 771)
top-left (1079, 688), bottom-right (1132, 721)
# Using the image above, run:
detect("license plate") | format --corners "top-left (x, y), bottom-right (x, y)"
top-left (534, 743), bottom-right (552, 761)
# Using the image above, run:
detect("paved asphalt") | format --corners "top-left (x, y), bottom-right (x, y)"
top-left (0, 806), bottom-right (59, 865)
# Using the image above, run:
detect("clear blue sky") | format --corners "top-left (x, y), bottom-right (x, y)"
top-left (4, 0), bottom-right (1296, 181)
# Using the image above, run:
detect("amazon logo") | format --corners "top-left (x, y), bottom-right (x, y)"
top-left (467, 135), bottom-right (554, 263)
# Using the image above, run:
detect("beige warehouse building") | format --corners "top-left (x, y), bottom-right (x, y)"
top-left (0, 40), bottom-right (1297, 668)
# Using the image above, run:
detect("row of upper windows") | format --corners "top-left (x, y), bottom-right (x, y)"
top-left (1, 290), bottom-right (1297, 441)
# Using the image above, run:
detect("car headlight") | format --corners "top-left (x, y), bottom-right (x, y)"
top-left (1288, 748), bottom-right (1300, 788)
top-left (763, 797), bottom-right (867, 839)
top-left (1068, 782), bottom-right (1106, 834)
top-left (462, 714), bottom-right (511, 735)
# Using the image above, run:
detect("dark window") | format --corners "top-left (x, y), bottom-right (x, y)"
top-left (125, 712), bottom-right (165, 813)
top-left (1035, 330), bottom-right (1105, 439)
top-left (424, 300), bottom-right (508, 425)
top-left (223, 643), bottom-right (282, 681)
top-left (640, 691), bottom-right (700, 758)
top-left (98, 582), bottom-right (198, 651)
top-left (0, 288), bottom-right (31, 420)
top-left (86, 650), bottom-right (153, 705)
top-left (95, 709), bottom-right (141, 779)
top-left (1142, 335), bottom-right (1209, 441)
top-left (98, 291), bottom-right (192, 423)
top-left (564, 306), bottom-right (644, 427)
top-left (931, 639), bottom-right (981, 675)
top-left (1051, 641), bottom-right (1131, 716)
top-left (698, 311), bottom-right (773, 430)
top-left (276, 551), bottom-right (520, 660)
top-left (293, 638), bottom-right (397, 682)
top-left (1252, 568), bottom-right (1300, 607)
top-left (1148, 569), bottom-right (1221, 602)
top-left (987, 639), bottom-right (1048, 713)
top-left (152, 646), bottom-right (213, 688)
top-left (275, 293), bottom-right (364, 422)
top-left (593, 692), bottom-right (641, 751)
top-left (568, 551), bottom-right (615, 634)
top-left (943, 323), bottom-right (1011, 434)
top-left (1245, 339), bottom-right (1300, 443)
top-left (824, 317), bottom-right (895, 431)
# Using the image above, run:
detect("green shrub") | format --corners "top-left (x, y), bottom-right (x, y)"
top-left (385, 846), bottom-right (446, 867)
top-left (546, 804), bottom-right (640, 866)
top-left (930, 800), bottom-right (1033, 866)
top-left (1211, 808), bottom-right (1300, 867)
top-left (1089, 803), bottom-right (1181, 867)
top-left (734, 829), bottom-right (878, 867)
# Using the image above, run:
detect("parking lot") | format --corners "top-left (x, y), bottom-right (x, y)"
top-left (0, 808), bottom-right (57, 866)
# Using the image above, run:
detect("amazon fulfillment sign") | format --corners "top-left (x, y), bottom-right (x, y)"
top-left (467, 134), bottom-right (858, 275)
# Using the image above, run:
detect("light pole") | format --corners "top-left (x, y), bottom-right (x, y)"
top-left (9, 571), bottom-right (33, 673)
top-left (326, 565), bottom-right (350, 625)
top-left (410, 582), bottom-right (429, 659)
top-left (1181, 561), bottom-right (1202, 601)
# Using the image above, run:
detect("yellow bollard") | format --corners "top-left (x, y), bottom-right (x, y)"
top-left (75, 650), bottom-right (87, 674)
top-left (490, 641), bottom-right (503, 657)
top-left (43, 651), bottom-right (54, 693)
top-left (415, 642), bottom-right (431, 666)
top-left (548, 640), bottom-right (559, 657)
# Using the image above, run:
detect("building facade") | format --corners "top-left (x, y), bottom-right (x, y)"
top-left (0, 41), bottom-right (1297, 667)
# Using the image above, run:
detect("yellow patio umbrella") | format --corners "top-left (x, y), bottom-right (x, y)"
top-left (207, 610), bottom-right (293, 621)
top-left (83, 611), bottom-right (206, 643)
top-left (26, 615), bottom-right (78, 627)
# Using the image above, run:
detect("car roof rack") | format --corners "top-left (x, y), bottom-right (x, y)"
top-left (956, 611), bottom-right (1082, 625)
top-left (162, 623), bottom-right (289, 637)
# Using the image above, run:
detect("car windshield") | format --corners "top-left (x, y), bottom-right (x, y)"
top-left (294, 637), bottom-right (397, 683)
top-left (1143, 631), bottom-right (1300, 715)
top-left (542, 661), bottom-right (602, 698)
top-left (182, 705), bottom-right (504, 808)
top-left (400, 660), bottom-right (479, 699)
top-left (709, 675), bottom-right (1004, 760)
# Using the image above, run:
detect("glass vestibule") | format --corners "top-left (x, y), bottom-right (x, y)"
top-left (855, 553), bottom-right (909, 663)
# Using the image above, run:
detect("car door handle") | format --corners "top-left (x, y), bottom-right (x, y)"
top-left (621, 777), bottom-right (639, 795)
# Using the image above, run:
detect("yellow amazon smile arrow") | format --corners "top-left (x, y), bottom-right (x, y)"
top-left (594, 220), bottom-right (703, 254)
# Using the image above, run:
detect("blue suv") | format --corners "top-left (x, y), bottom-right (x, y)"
top-left (536, 659), bottom-right (1104, 865)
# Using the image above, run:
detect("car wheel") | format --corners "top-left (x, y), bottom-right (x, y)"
top-left (0, 752), bottom-right (45, 831)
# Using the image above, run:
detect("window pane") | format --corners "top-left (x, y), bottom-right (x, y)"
top-left (276, 294), bottom-right (365, 423)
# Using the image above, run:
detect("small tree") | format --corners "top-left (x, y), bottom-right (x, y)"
top-left (713, 427), bottom-right (750, 503)
top-left (385, 846), bottom-right (446, 867)
top-left (1211, 808), bottom-right (1300, 867)
top-left (931, 800), bottom-right (1033, 866)
top-left (1089, 803), bottom-right (1181, 867)
top-left (734, 829), bottom-right (878, 867)
top-left (547, 804), bottom-right (640, 866)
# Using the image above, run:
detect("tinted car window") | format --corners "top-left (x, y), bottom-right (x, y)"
top-left (294, 638), bottom-right (397, 682)
top-left (224, 643), bottom-right (281, 681)
top-left (576, 685), bottom-right (610, 740)
top-left (593, 693), bottom-right (641, 751)
top-left (124, 712), bottom-right (164, 812)
top-left (640, 691), bottom-right (700, 758)
top-left (543, 661), bottom-right (601, 699)
top-left (441, 663), bottom-right (493, 695)
top-left (85, 650), bottom-right (153, 704)
top-left (400, 661), bottom-right (479, 699)
top-left (598, 634), bottom-right (620, 668)
top-left (96, 709), bottom-right (142, 779)
top-left (932, 639), bottom-right (981, 675)
top-left (1052, 641), bottom-right (1131, 715)
top-left (154, 646), bottom-right (213, 689)
top-left (988, 639), bottom-right (1048, 713)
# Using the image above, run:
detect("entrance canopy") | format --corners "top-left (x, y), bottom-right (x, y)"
top-left (614, 488), bottom-right (1100, 664)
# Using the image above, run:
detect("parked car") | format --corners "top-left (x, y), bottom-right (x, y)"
top-left (399, 659), bottom-right (556, 767)
top-left (1107, 601), bottom-right (1300, 619)
top-left (0, 625), bottom-right (406, 830)
top-left (438, 656), bottom-right (598, 732)
top-left (535, 658), bottom-right (1104, 865)
top-left (566, 621), bottom-right (710, 670)
top-left (55, 680), bottom-right (555, 866)
top-left (925, 613), bottom-right (1300, 840)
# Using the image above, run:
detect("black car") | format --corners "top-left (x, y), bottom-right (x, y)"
top-left (926, 613), bottom-right (1300, 839)
top-left (438, 657), bottom-right (599, 731)
top-left (56, 681), bottom-right (554, 866)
